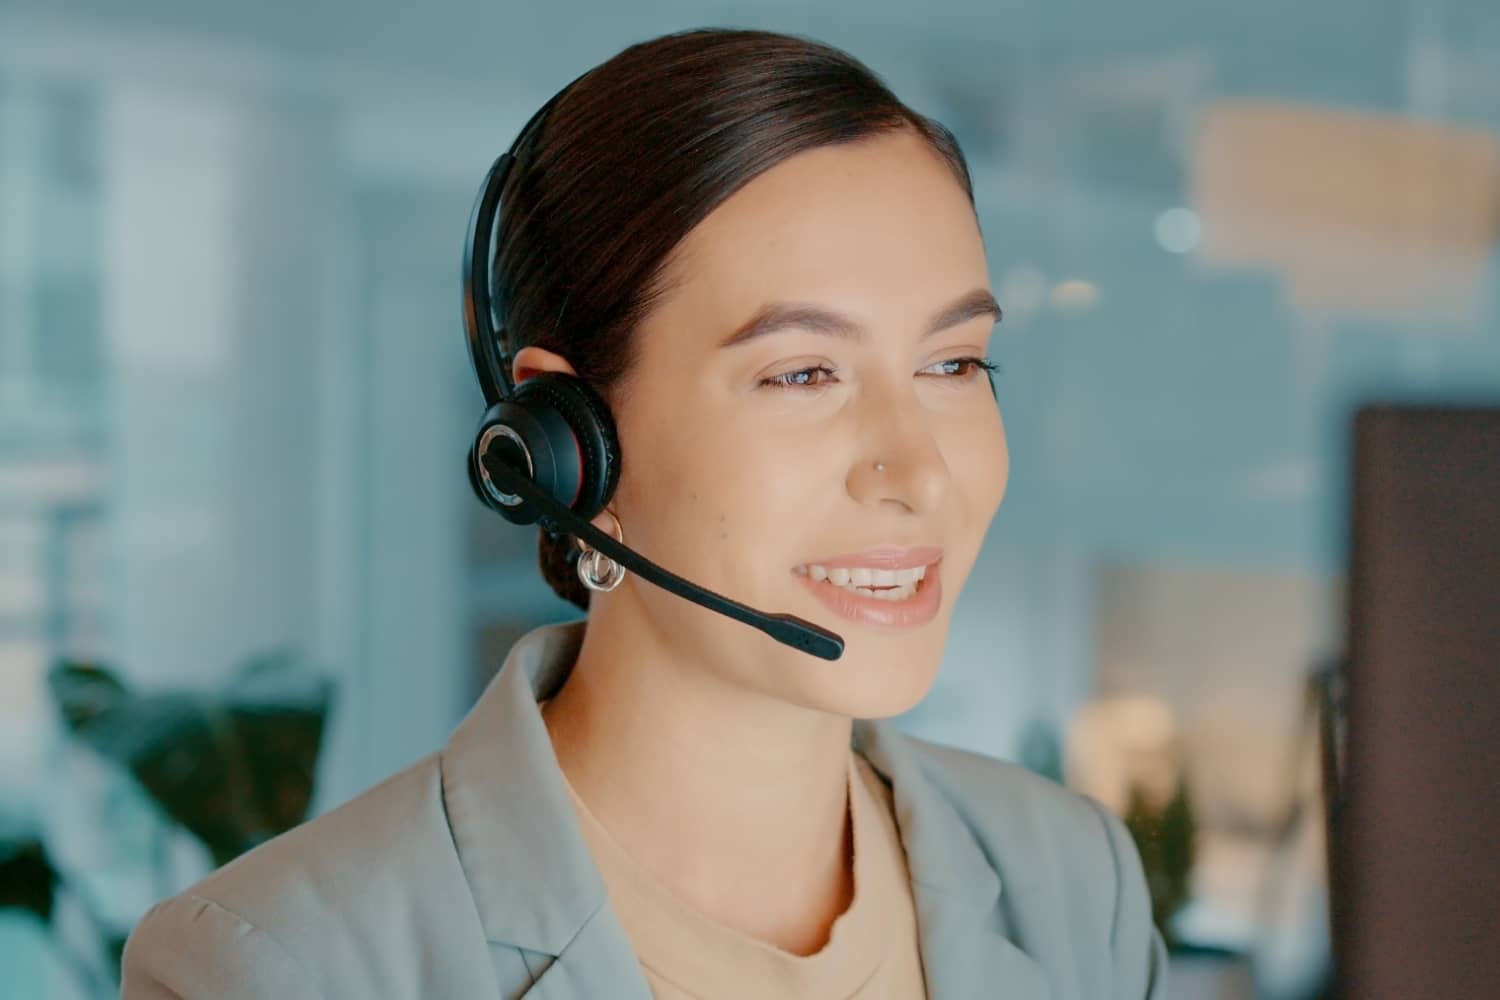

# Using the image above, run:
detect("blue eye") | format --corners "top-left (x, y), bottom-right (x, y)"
top-left (925, 357), bottom-right (1001, 381)
top-left (760, 365), bottom-right (839, 390)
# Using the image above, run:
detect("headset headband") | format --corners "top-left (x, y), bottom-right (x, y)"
top-left (463, 69), bottom-right (594, 406)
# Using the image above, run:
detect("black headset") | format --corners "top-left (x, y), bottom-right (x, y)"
top-left (461, 73), bottom-right (844, 661)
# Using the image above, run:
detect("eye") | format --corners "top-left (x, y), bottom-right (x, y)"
top-left (922, 356), bottom-right (1002, 382)
top-left (759, 365), bottom-right (839, 391)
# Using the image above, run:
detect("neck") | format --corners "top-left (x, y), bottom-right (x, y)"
top-left (541, 602), bottom-right (855, 955)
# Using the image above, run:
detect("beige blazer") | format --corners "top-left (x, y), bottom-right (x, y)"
top-left (120, 620), bottom-right (1169, 998)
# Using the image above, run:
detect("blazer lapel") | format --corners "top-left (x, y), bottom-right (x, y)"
top-left (440, 620), bottom-right (651, 999)
top-left (855, 720), bottom-right (1052, 1000)
top-left (515, 906), bottom-right (653, 1000)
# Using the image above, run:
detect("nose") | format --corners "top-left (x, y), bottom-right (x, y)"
top-left (845, 382), bottom-right (950, 515)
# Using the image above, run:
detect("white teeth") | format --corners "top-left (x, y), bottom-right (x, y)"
top-left (796, 561), bottom-right (930, 601)
top-left (800, 563), bottom-right (927, 586)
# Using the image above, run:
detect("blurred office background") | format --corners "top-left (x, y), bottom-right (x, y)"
top-left (3, 1), bottom-right (1499, 997)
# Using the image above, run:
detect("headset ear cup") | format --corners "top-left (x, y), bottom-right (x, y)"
top-left (467, 436), bottom-right (490, 510)
top-left (470, 406), bottom-right (534, 525)
top-left (512, 372), bottom-right (621, 521)
top-left (468, 397), bottom-right (571, 525)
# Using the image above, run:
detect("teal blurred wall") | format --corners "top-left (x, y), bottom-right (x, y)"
top-left (3, 2), bottom-right (1498, 996)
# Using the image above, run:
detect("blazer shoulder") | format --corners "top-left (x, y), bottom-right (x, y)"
top-left (894, 730), bottom-right (1107, 842)
top-left (890, 730), bottom-right (1169, 999)
top-left (122, 752), bottom-right (497, 998)
top-left (187, 750), bottom-right (455, 919)
top-left (896, 730), bottom-right (1140, 899)
top-left (122, 892), bottom-right (325, 999)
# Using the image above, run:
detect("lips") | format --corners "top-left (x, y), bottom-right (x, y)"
top-left (795, 556), bottom-right (944, 628)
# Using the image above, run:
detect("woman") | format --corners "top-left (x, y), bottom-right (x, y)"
top-left (122, 28), bottom-right (1167, 999)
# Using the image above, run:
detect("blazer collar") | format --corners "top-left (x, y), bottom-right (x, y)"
top-left (854, 719), bottom-right (1052, 999)
top-left (440, 620), bottom-right (1049, 999)
top-left (439, 619), bottom-right (605, 957)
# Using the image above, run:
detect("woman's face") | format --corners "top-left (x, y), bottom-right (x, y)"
top-left (595, 127), bottom-right (1007, 719)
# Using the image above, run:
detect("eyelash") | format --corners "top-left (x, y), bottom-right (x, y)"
top-left (758, 356), bottom-right (1001, 391)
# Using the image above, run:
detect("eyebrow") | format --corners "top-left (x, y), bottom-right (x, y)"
top-left (717, 287), bottom-right (1003, 349)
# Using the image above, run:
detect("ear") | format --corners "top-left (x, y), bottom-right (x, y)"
top-left (586, 506), bottom-right (623, 542)
top-left (511, 346), bottom-right (578, 385)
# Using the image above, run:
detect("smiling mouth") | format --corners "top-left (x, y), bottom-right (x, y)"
top-left (792, 562), bottom-right (931, 601)
top-left (793, 557), bottom-right (945, 627)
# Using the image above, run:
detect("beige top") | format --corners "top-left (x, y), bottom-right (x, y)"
top-left (561, 749), bottom-right (927, 999)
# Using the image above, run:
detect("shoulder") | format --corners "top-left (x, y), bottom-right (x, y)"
top-left (120, 753), bottom-right (495, 999)
top-left (880, 728), bottom-right (1170, 999)
top-left (897, 729), bottom-right (1126, 870)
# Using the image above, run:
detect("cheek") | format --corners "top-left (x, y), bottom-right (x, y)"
top-left (701, 428), bottom-right (825, 547)
top-left (990, 420), bottom-right (1011, 506)
top-left (619, 408), bottom-right (810, 571)
top-left (937, 413), bottom-right (1007, 599)
top-left (702, 434), bottom-right (839, 585)
top-left (957, 407), bottom-right (1010, 516)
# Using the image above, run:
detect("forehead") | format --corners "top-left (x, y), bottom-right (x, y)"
top-left (655, 129), bottom-right (988, 332)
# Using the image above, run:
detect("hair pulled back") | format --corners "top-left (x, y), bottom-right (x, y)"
top-left (495, 27), bottom-right (975, 611)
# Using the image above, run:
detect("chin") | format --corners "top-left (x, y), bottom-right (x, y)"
top-left (796, 638), bottom-right (948, 721)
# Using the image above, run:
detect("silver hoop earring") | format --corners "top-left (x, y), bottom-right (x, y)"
top-left (577, 547), bottom-right (625, 592)
top-left (575, 510), bottom-right (626, 593)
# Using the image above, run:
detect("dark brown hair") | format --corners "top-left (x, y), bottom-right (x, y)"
top-left (495, 27), bottom-right (976, 611)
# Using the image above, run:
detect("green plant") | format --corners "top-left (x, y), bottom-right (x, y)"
top-left (1123, 778), bottom-right (1197, 950)
top-left (0, 834), bottom-right (59, 925)
top-left (48, 649), bottom-right (333, 867)
top-left (0, 648), bottom-right (333, 995)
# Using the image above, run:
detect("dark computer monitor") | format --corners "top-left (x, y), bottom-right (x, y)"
top-left (1330, 404), bottom-right (1500, 999)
